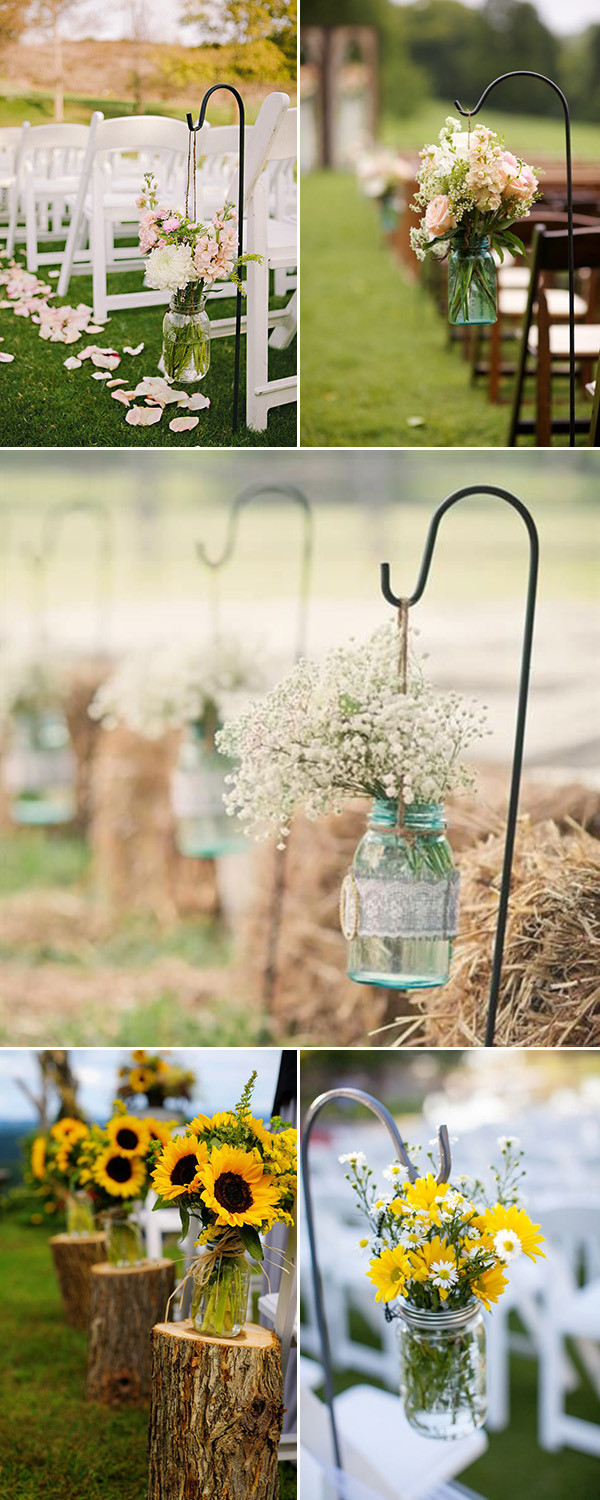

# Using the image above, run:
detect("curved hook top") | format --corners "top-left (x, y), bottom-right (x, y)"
top-left (197, 482), bottom-right (313, 572)
top-left (381, 484), bottom-right (539, 610)
top-left (454, 70), bottom-right (569, 121)
top-left (187, 83), bottom-right (245, 133)
top-left (301, 1086), bottom-right (451, 1185)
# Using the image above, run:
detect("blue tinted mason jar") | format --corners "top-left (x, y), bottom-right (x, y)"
top-left (447, 234), bottom-right (497, 326)
top-left (340, 798), bottom-right (459, 989)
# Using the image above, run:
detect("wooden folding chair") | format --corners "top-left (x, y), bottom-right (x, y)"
top-left (588, 350), bottom-right (600, 445)
top-left (508, 224), bottom-right (600, 444)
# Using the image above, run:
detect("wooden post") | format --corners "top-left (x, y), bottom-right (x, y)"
top-left (49, 1232), bottom-right (107, 1331)
top-left (86, 1259), bottom-right (175, 1407)
top-left (148, 1321), bottom-right (284, 1500)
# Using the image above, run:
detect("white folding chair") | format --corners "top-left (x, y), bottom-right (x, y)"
top-left (19, 120), bottom-right (97, 272)
top-left (4, 122), bottom-right (31, 255)
top-left (537, 1201), bottom-right (600, 1456)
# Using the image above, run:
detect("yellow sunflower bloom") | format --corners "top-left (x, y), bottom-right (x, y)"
top-left (475, 1205), bottom-right (545, 1262)
top-left (189, 1110), bottom-right (237, 1137)
top-left (367, 1246), bottom-right (412, 1303)
top-left (131, 1050), bottom-right (149, 1064)
top-left (50, 1117), bottom-right (88, 1143)
top-left (106, 1114), bottom-right (151, 1157)
top-left (408, 1236), bottom-right (459, 1300)
top-left (199, 1144), bottom-right (282, 1228)
top-left (145, 1117), bottom-right (176, 1149)
top-left (30, 1136), bottom-right (47, 1180)
top-left (152, 1135), bottom-right (208, 1201)
top-left (129, 1067), bottom-right (154, 1094)
top-left (391, 1174), bottom-right (449, 1226)
top-left (94, 1148), bottom-right (146, 1199)
top-left (472, 1262), bottom-right (509, 1310)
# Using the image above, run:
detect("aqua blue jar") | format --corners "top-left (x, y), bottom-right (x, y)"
top-left (340, 798), bottom-right (459, 989)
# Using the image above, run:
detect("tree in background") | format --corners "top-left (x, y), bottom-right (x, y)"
top-left (15, 1051), bottom-right (85, 1130)
top-left (182, 0), bottom-right (297, 75)
top-left (127, 0), bottom-right (151, 112)
top-left (0, 0), bottom-right (27, 46)
top-left (26, 0), bottom-right (92, 121)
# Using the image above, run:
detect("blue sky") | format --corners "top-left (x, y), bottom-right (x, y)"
top-left (0, 1049), bottom-right (285, 1125)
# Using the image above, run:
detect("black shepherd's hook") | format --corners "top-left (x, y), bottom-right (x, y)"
top-left (454, 72), bottom-right (575, 448)
top-left (187, 84), bottom-right (245, 434)
top-left (381, 485), bottom-right (539, 1047)
top-left (301, 1087), bottom-right (452, 1479)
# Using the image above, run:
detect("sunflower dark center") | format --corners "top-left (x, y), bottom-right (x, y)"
top-left (214, 1171), bottom-right (253, 1213)
top-left (170, 1154), bottom-right (198, 1187)
top-left (116, 1128), bottom-right (138, 1151)
top-left (106, 1155), bottom-right (133, 1183)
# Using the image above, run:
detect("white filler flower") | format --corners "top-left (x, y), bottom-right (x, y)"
top-left (145, 243), bottom-right (197, 293)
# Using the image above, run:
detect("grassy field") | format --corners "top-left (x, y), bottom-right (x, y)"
top-left (382, 98), bottom-right (600, 163)
top-left (0, 256), bottom-right (296, 448)
top-left (0, 1219), bottom-right (296, 1500)
top-left (300, 173), bottom-right (594, 448)
top-left (0, 87), bottom-right (268, 130)
top-left (324, 1306), bottom-right (600, 1500)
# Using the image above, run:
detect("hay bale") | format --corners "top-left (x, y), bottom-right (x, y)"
top-left (90, 727), bottom-right (219, 923)
top-left (241, 773), bottom-right (600, 1047)
top-left (403, 818), bottom-right (600, 1050)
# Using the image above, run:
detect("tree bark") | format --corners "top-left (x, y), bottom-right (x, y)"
top-left (147, 1320), bottom-right (284, 1500)
top-left (49, 1232), bottom-right (107, 1331)
top-left (86, 1259), bottom-right (175, 1407)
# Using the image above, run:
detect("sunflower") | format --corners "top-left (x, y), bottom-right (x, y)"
top-left (145, 1117), bottom-right (176, 1149)
top-left (129, 1067), bottom-right (155, 1094)
top-left (366, 1246), bottom-right (412, 1303)
top-left (189, 1110), bottom-right (237, 1137)
top-left (475, 1205), bottom-right (545, 1262)
top-left (30, 1135), bottom-right (47, 1181)
top-left (131, 1049), bottom-right (149, 1064)
top-left (408, 1236), bottom-right (459, 1300)
top-left (152, 1135), bottom-right (208, 1201)
top-left (94, 1147), bottom-right (146, 1199)
top-left (472, 1262), bottom-right (509, 1310)
top-left (50, 1117), bottom-right (88, 1143)
top-left (199, 1144), bottom-right (282, 1228)
top-left (106, 1114), bottom-right (151, 1156)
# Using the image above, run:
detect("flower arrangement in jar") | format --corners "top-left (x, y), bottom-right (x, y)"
top-left (218, 621), bottom-right (488, 988)
top-left (342, 1135), bottom-right (545, 1439)
top-left (138, 173), bottom-right (262, 385)
top-left (1, 652), bottom-right (76, 826)
top-left (355, 148), bottom-right (411, 232)
top-left (117, 1050), bottom-right (196, 1110)
top-left (150, 1071), bottom-right (297, 1340)
top-left (28, 1115), bottom-right (95, 1234)
top-left (77, 1103), bottom-right (174, 1265)
top-left (410, 117), bottom-right (540, 325)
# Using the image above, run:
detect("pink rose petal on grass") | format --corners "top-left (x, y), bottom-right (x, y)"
top-left (125, 404), bottom-right (163, 426)
top-left (91, 371), bottom-right (112, 381)
top-left (107, 378), bottom-right (127, 387)
top-left (169, 415), bottom-right (199, 432)
top-left (123, 343), bottom-right (144, 356)
top-left (86, 325), bottom-right (106, 334)
top-left (64, 356), bottom-right (82, 369)
top-left (112, 390), bottom-right (133, 405)
top-left (178, 391), bottom-right (210, 412)
top-left (91, 349), bottom-right (120, 370)
top-left (0, 351), bottom-right (14, 362)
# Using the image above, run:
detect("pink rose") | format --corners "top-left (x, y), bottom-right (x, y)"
top-left (425, 194), bottom-right (456, 237)
top-left (497, 151), bottom-right (519, 190)
top-left (503, 162), bottom-right (537, 204)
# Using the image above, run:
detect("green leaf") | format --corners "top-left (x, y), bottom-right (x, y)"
top-left (238, 1224), bottom-right (263, 1262)
top-left (179, 1203), bottom-right (190, 1242)
top-left (152, 1195), bottom-right (168, 1212)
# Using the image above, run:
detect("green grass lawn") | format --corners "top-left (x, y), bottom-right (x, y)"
top-left (0, 89), bottom-right (263, 129)
top-left (0, 255), bottom-right (296, 447)
top-left (324, 1308), bottom-right (600, 1500)
top-left (300, 172), bottom-right (594, 449)
top-left (382, 99), bottom-right (600, 163)
top-left (0, 1220), bottom-right (296, 1500)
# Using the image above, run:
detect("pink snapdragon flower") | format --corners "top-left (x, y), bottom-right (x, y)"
top-left (139, 210), bottom-right (160, 253)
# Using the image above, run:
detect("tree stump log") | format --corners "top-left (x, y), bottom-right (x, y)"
top-left (86, 1259), bottom-right (175, 1407)
top-left (49, 1232), bottom-right (107, 1331)
top-left (147, 1320), bottom-right (284, 1500)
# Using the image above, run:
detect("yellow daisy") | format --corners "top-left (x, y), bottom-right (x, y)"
top-left (152, 1135), bottom-right (208, 1201)
top-left (408, 1236), bottom-right (459, 1300)
top-left (199, 1144), bottom-right (281, 1228)
top-left (392, 1174), bottom-right (449, 1226)
top-left (106, 1114), bottom-right (151, 1157)
top-left (94, 1148), bottom-right (146, 1199)
top-left (475, 1205), bottom-right (545, 1262)
top-left (472, 1262), bottom-right (509, 1310)
top-left (366, 1246), bottom-right (412, 1303)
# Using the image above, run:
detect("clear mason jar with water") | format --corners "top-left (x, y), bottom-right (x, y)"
top-left (340, 798), bottom-right (459, 989)
top-left (162, 285), bottom-right (210, 384)
top-left (398, 1300), bottom-right (487, 1439)
top-left (191, 1245), bottom-right (251, 1339)
top-left (447, 234), bottom-right (497, 326)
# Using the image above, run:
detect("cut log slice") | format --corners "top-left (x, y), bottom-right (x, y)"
top-left (86, 1258), bottom-right (176, 1407)
top-left (49, 1232), bottom-right (107, 1331)
top-left (148, 1320), bottom-right (284, 1500)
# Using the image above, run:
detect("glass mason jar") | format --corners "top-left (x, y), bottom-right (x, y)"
top-left (380, 190), bottom-right (400, 234)
top-left (447, 234), bottom-right (497, 326)
top-left (340, 799), bottom-right (459, 989)
top-left (171, 724), bottom-right (245, 860)
top-left (397, 1300), bottom-right (487, 1439)
top-left (191, 1245), bottom-right (251, 1339)
top-left (65, 1191), bottom-right (96, 1236)
top-left (105, 1213), bottom-right (145, 1268)
top-left (162, 284), bottom-right (210, 384)
top-left (5, 709), bottom-right (76, 826)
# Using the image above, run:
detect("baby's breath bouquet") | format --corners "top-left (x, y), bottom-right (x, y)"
top-left (343, 1137), bottom-right (545, 1438)
top-left (411, 117), bottom-right (540, 325)
top-left (150, 1072), bottom-right (297, 1339)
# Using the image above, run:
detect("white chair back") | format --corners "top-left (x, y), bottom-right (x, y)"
top-left (5, 121), bottom-right (31, 252)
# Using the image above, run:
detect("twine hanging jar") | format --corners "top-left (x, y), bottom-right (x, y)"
top-left (190, 1230), bottom-right (251, 1339)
